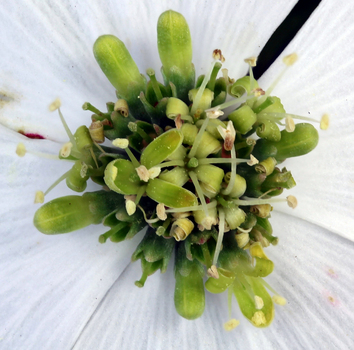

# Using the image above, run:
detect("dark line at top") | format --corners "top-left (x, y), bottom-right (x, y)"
top-left (253, 0), bottom-right (322, 80)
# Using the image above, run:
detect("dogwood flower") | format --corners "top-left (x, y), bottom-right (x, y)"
top-left (1, 0), bottom-right (354, 349)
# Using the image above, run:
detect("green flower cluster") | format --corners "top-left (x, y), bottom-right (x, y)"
top-left (33, 10), bottom-right (322, 328)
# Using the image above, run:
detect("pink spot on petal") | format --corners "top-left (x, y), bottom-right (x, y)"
top-left (18, 131), bottom-right (45, 139)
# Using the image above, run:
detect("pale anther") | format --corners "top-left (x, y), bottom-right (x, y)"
top-left (283, 53), bottom-right (298, 66)
top-left (207, 265), bottom-right (219, 279)
top-left (60, 142), bottom-right (73, 158)
top-left (247, 154), bottom-right (259, 166)
top-left (156, 203), bottom-right (167, 221)
top-left (112, 138), bottom-right (129, 149)
top-left (205, 108), bottom-right (224, 119)
top-left (174, 114), bottom-right (182, 129)
top-left (49, 98), bottom-right (61, 111)
top-left (244, 56), bottom-right (257, 67)
top-left (223, 319), bottom-right (240, 331)
top-left (16, 143), bottom-right (26, 157)
top-left (148, 167), bottom-right (161, 179)
top-left (285, 115), bottom-right (295, 132)
top-left (136, 165), bottom-right (150, 182)
top-left (320, 113), bottom-right (330, 130)
top-left (272, 295), bottom-right (287, 306)
top-left (287, 195), bottom-right (297, 209)
top-left (126, 200), bottom-right (136, 216)
top-left (34, 191), bottom-right (44, 204)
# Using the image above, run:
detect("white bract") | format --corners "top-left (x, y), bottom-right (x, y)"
top-left (0, 0), bottom-right (354, 349)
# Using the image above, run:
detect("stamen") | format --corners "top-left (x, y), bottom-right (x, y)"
top-left (197, 156), bottom-right (253, 166)
top-left (112, 138), bottom-right (140, 167)
top-left (164, 200), bottom-right (217, 214)
top-left (189, 171), bottom-right (209, 217)
top-left (82, 102), bottom-right (105, 117)
top-left (259, 112), bottom-right (328, 127)
top-left (148, 167), bottom-right (161, 179)
top-left (247, 155), bottom-right (259, 166)
top-left (264, 53), bottom-right (298, 98)
top-left (222, 145), bottom-right (237, 195)
top-left (212, 208), bottom-right (225, 266)
top-left (191, 50), bottom-right (224, 115)
top-left (232, 195), bottom-right (298, 208)
top-left (188, 117), bottom-right (210, 159)
top-left (244, 56), bottom-right (257, 92)
top-left (251, 311), bottom-right (266, 326)
top-left (49, 98), bottom-right (61, 111)
top-left (16, 143), bottom-right (60, 160)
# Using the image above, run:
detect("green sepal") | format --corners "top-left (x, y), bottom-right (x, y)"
top-left (140, 128), bottom-right (184, 169)
top-left (104, 159), bottom-right (142, 195)
top-left (146, 178), bottom-right (198, 208)
top-left (132, 228), bottom-right (175, 287)
top-left (261, 167), bottom-right (296, 194)
top-left (253, 123), bottom-right (319, 162)
top-left (139, 92), bottom-right (170, 126)
top-left (174, 242), bottom-right (205, 320)
top-left (34, 191), bottom-right (125, 234)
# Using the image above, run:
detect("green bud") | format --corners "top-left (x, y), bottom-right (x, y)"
top-left (229, 76), bottom-right (259, 98)
top-left (224, 206), bottom-right (246, 230)
top-left (34, 191), bottom-right (124, 234)
top-left (188, 88), bottom-right (214, 111)
top-left (157, 10), bottom-right (195, 102)
top-left (253, 123), bottom-right (319, 162)
top-left (181, 123), bottom-right (198, 145)
top-left (224, 173), bottom-right (247, 198)
top-left (256, 120), bottom-right (281, 141)
top-left (158, 167), bottom-right (189, 187)
top-left (104, 159), bottom-right (141, 195)
top-left (140, 128), bottom-right (183, 169)
top-left (132, 229), bottom-right (175, 287)
top-left (66, 160), bottom-right (89, 192)
top-left (194, 164), bottom-right (224, 195)
top-left (261, 167), bottom-right (296, 193)
top-left (93, 35), bottom-right (146, 115)
top-left (228, 105), bottom-right (257, 134)
top-left (255, 157), bottom-right (277, 176)
top-left (174, 243), bottom-right (205, 320)
top-left (194, 131), bottom-right (222, 158)
top-left (166, 97), bottom-right (190, 119)
top-left (74, 125), bottom-right (93, 152)
top-left (146, 178), bottom-right (198, 208)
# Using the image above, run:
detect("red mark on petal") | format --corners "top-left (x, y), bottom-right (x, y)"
top-left (18, 131), bottom-right (45, 139)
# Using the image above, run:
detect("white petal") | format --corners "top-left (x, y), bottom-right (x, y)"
top-left (259, 1), bottom-right (354, 240)
top-left (0, 127), bottom-right (143, 348)
top-left (0, 0), bottom-right (296, 141)
top-left (72, 213), bottom-right (354, 349)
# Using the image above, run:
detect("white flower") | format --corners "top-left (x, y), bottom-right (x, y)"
top-left (1, 1), bottom-right (354, 349)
